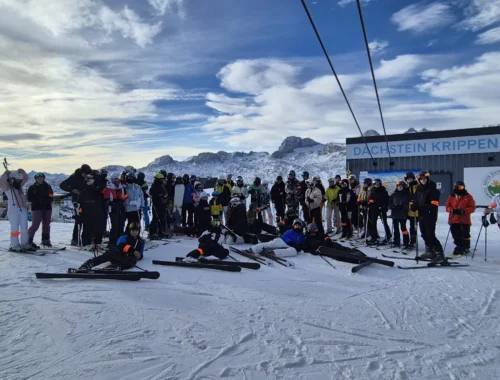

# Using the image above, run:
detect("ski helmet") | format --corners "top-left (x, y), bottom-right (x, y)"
top-left (292, 218), bottom-right (304, 229)
top-left (396, 180), bottom-right (407, 189)
top-left (289, 170), bottom-right (296, 177)
top-left (212, 190), bottom-right (220, 196)
top-left (307, 223), bottom-right (318, 233)
top-left (159, 169), bottom-right (167, 178)
top-left (110, 172), bottom-right (119, 181)
top-left (305, 178), bottom-right (314, 187)
top-left (405, 172), bottom-right (415, 181)
top-left (454, 181), bottom-right (465, 190)
top-left (80, 164), bottom-right (92, 174)
top-left (127, 172), bottom-right (136, 179)
top-left (128, 222), bottom-right (141, 231)
top-left (417, 171), bottom-right (429, 182)
top-left (100, 168), bottom-right (108, 177)
top-left (124, 165), bottom-right (136, 174)
top-left (302, 171), bottom-right (309, 179)
top-left (349, 174), bottom-right (356, 180)
top-left (363, 178), bottom-right (373, 186)
top-left (166, 172), bottom-right (173, 180)
top-left (154, 172), bottom-right (164, 179)
top-left (227, 174), bottom-right (233, 178)
top-left (341, 179), bottom-right (349, 187)
top-left (34, 172), bottom-right (45, 179)
top-left (190, 174), bottom-right (197, 180)
top-left (254, 177), bottom-right (261, 186)
top-left (276, 175), bottom-right (283, 181)
top-left (374, 179), bottom-right (382, 186)
top-left (137, 172), bottom-right (145, 181)
top-left (328, 177), bottom-right (335, 183)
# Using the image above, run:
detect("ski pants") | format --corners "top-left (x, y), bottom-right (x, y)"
top-left (28, 210), bottom-right (52, 242)
top-left (263, 207), bottom-right (274, 226)
top-left (251, 238), bottom-right (297, 258)
top-left (109, 209), bottom-right (125, 246)
top-left (450, 224), bottom-right (470, 250)
top-left (151, 204), bottom-right (166, 236)
top-left (326, 205), bottom-right (341, 231)
top-left (302, 203), bottom-right (310, 223)
top-left (369, 208), bottom-right (392, 240)
top-left (83, 249), bottom-right (137, 270)
top-left (340, 207), bottom-right (352, 238)
top-left (408, 215), bottom-right (417, 245)
top-left (82, 206), bottom-right (105, 246)
top-left (392, 218), bottom-right (409, 246)
top-left (143, 205), bottom-right (150, 228)
top-left (72, 218), bottom-right (83, 243)
top-left (418, 215), bottom-right (443, 252)
top-left (182, 203), bottom-right (194, 227)
top-left (310, 207), bottom-right (324, 233)
top-left (8, 206), bottom-right (28, 247)
top-left (351, 208), bottom-right (360, 232)
top-left (274, 200), bottom-right (285, 220)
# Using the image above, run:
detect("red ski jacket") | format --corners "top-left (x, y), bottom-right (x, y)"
top-left (445, 192), bottom-right (476, 225)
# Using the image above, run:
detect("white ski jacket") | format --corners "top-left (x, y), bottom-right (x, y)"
top-left (488, 194), bottom-right (500, 222)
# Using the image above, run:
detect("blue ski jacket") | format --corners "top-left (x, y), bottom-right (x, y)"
top-left (281, 229), bottom-right (305, 251)
top-left (183, 183), bottom-right (195, 204)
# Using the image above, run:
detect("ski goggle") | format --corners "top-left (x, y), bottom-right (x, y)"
top-left (455, 185), bottom-right (465, 190)
top-left (34, 172), bottom-right (45, 178)
top-left (129, 222), bottom-right (140, 231)
top-left (396, 181), bottom-right (404, 186)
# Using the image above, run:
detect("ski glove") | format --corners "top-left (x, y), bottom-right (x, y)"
top-left (410, 203), bottom-right (418, 212)
top-left (307, 197), bottom-right (315, 203)
top-left (482, 215), bottom-right (490, 228)
top-left (452, 208), bottom-right (465, 215)
top-left (490, 213), bottom-right (497, 224)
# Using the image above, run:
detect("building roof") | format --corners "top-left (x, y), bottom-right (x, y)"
top-left (346, 126), bottom-right (500, 145)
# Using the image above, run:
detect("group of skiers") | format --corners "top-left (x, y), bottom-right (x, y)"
top-left (0, 162), bottom-right (495, 266)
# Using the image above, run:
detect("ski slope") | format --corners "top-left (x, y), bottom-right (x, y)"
top-left (1, 208), bottom-right (500, 380)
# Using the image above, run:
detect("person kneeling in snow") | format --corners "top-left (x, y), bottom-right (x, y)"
top-left (247, 219), bottom-right (305, 258)
top-left (185, 226), bottom-right (229, 260)
top-left (78, 222), bottom-right (145, 270)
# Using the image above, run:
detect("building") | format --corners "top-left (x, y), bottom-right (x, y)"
top-left (345, 126), bottom-right (500, 206)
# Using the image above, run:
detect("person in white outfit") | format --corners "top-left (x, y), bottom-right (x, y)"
top-left (484, 194), bottom-right (500, 228)
top-left (0, 168), bottom-right (30, 251)
top-left (249, 219), bottom-right (305, 258)
top-left (261, 181), bottom-right (274, 226)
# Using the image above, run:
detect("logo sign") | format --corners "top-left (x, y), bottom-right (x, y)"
top-left (464, 167), bottom-right (500, 206)
top-left (347, 134), bottom-right (500, 159)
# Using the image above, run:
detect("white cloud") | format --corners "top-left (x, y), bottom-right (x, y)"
top-left (0, 0), bottom-right (163, 47)
top-left (338, 0), bottom-right (373, 7)
top-left (368, 40), bottom-right (389, 56)
top-left (148, 0), bottom-right (186, 18)
top-left (475, 26), bottom-right (500, 44)
top-left (459, 0), bottom-right (500, 32)
top-left (216, 59), bottom-right (300, 95)
top-left (391, 2), bottom-right (454, 33)
top-left (375, 55), bottom-right (427, 80)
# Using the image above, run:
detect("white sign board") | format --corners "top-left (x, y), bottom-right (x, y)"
top-left (464, 167), bottom-right (500, 206)
top-left (347, 134), bottom-right (500, 159)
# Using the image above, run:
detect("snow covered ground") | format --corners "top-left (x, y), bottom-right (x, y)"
top-left (1, 208), bottom-right (500, 380)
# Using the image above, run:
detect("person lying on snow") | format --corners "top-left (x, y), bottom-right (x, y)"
top-left (303, 222), bottom-right (335, 253)
top-left (246, 219), bottom-right (305, 258)
top-left (185, 225), bottom-right (229, 261)
top-left (78, 222), bottom-right (145, 271)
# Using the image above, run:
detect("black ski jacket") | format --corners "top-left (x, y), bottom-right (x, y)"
top-left (389, 190), bottom-right (410, 220)
top-left (149, 180), bottom-right (168, 208)
top-left (227, 204), bottom-right (248, 236)
top-left (338, 187), bottom-right (356, 212)
top-left (195, 200), bottom-right (212, 232)
top-left (414, 181), bottom-right (440, 218)
top-left (368, 186), bottom-right (389, 209)
top-left (27, 182), bottom-right (53, 211)
top-left (60, 169), bottom-right (87, 202)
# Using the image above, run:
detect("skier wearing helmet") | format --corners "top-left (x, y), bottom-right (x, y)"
top-left (324, 177), bottom-right (341, 235)
top-left (123, 172), bottom-right (144, 234)
top-left (285, 170), bottom-right (300, 213)
top-left (0, 168), bottom-right (30, 252)
top-left (194, 192), bottom-right (212, 237)
top-left (271, 176), bottom-right (286, 223)
top-left (227, 195), bottom-right (248, 241)
top-left (367, 179), bottom-right (391, 245)
top-left (79, 173), bottom-right (107, 248)
top-left (149, 172), bottom-right (168, 240)
top-left (410, 171), bottom-right (444, 261)
top-left (304, 222), bottom-right (335, 253)
top-left (357, 178), bottom-right (373, 240)
top-left (248, 177), bottom-right (266, 221)
top-left (246, 218), bottom-right (305, 258)
top-left (389, 181), bottom-right (411, 249)
top-left (405, 172), bottom-right (419, 248)
top-left (305, 178), bottom-right (324, 233)
top-left (338, 179), bottom-right (356, 240)
top-left (299, 171), bottom-right (310, 220)
top-left (27, 172), bottom-right (54, 248)
top-left (232, 176), bottom-right (248, 206)
top-left (261, 180), bottom-right (274, 225)
top-left (215, 175), bottom-right (232, 224)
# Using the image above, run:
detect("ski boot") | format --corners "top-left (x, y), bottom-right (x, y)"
top-left (78, 259), bottom-right (96, 271)
top-left (393, 242), bottom-right (401, 248)
top-left (9, 245), bottom-right (26, 253)
top-left (70, 239), bottom-right (78, 246)
top-left (431, 247), bottom-right (445, 263)
top-left (41, 233), bottom-right (52, 247)
top-left (367, 238), bottom-right (378, 246)
top-left (28, 240), bottom-right (40, 250)
top-left (419, 247), bottom-right (436, 260)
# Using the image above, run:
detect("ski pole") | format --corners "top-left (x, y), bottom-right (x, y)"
top-left (319, 254), bottom-right (336, 269)
top-left (484, 223), bottom-right (487, 262)
top-left (414, 215), bottom-right (419, 262)
top-left (471, 223), bottom-right (484, 259)
top-left (443, 226), bottom-right (451, 252)
top-left (364, 207), bottom-right (369, 245)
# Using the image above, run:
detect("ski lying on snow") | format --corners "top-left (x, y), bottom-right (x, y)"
top-left (317, 246), bottom-right (395, 268)
top-left (36, 247), bottom-right (66, 254)
top-left (260, 249), bottom-right (295, 268)
top-left (174, 257), bottom-right (260, 270)
top-left (351, 260), bottom-right (373, 274)
top-left (152, 260), bottom-right (241, 272)
top-left (229, 247), bottom-right (274, 267)
top-left (35, 272), bottom-right (142, 281)
top-left (397, 262), bottom-right (470, 270)
top-left (382, 254), bottom-right (462, 264)
top-left (7, 248), bottom-right (46, 256)
top-left (67, 268), bottom-right (160, 279)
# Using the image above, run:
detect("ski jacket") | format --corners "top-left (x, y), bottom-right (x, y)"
top-left (136, 178), bottom-right (149, 202)
top-left (316, 181), bottom-right (326, 198)
top-left (149, 180), bottom-right (168, 208)
top-left (228, 204), bottom-right (248, 236)
top-left (116, 234), bottom-right (145, 260)
top-left (414, 181), bottom-right (440, 218)
top-left (79, 182), bottom-right (105, 215)
top-left (304, 230), bottom-right (328, 253)
top-left (0, 170), bottom-right (29, 209)
top-left (183, 182), bottom-right (195, 204)
top-left (195, 200), bottom-right (212, 229)
top-left (338, 187), bottom-right (356, 212)
top-left (60, 169), bottom-right (87, 202)
top-left (27, 181), bottom-right (53, 211)
top-left (209, 197), bottom-right (223, 217)
top-left (285, 178), bottom-right (300, 208)
top-left (389, 190), bottom-right (410, 220)
top-left (488, 194), bottom-right (500, 222)
top-left (271, 181), bottom-right (286, 204)
top-left (232, 184), bottom-right (248, 202)
top-left (369, 186), bottom-right (389, 209)
top-left (124, 183), bottom-right (144, 212)
top-left (357, 185), bottom-right (372, 207)
top-left (248, 184), bottom-right (266, 207)
top-left (281, 229), bottom-right (305, 252)
top-left (103, 183), bottom-right (126, 211)
top-left (305, 186), bottom-right (322, 210)
top-left (407, 181), bottom-right (419, 217)
top-left (350, 181), bottom-right (361, 196)
top-left (165, 179), bottom-right (175, 199)
top-left (298, 180), bottom-right (308, 204)
top-left (324, 185), bottom-right (341, 207)
top-left (446, 191), bottom-right (476, 225)
top-left (214, 183), bottom-right (232, 206)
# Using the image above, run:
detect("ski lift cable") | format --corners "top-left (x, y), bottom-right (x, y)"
top-left (300, 0), bottom-right (377, 167)
top-left (356, 0), bottom-right (393, 166)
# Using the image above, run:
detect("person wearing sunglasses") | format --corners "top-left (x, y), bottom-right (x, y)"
top-left (78, 222), bottom-right (144, 271)
top-left (445, 181), bottom-right (476, 256)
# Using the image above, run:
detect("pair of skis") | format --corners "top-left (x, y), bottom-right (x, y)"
top-left (36, 267), bottom-right (160, 281)
top-left (229, 246), bottom-right (295, 268)
top-left (152, 258), bottom-right (257, 272)
top-left (8, 246), bottom-right (66, 256)
top-left (316, 246), bottom-right (395, 273)
top-left (381, 254), bottom-right (469, 269)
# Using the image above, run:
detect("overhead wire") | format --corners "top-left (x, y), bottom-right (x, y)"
top-left (355, 0), bottom-right (394, 165)
top-left (300, 0), bottom-right (377, 167)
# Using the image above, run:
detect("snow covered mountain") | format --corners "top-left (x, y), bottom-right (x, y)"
top-left (137, 136), bottom-right (346, 183)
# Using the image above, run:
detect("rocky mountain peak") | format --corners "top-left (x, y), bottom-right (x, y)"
top-left (271, 136), bottom-right (321, 158)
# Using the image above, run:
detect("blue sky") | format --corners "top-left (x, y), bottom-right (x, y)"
top-left (0, 0), bottom-right (499, 173)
